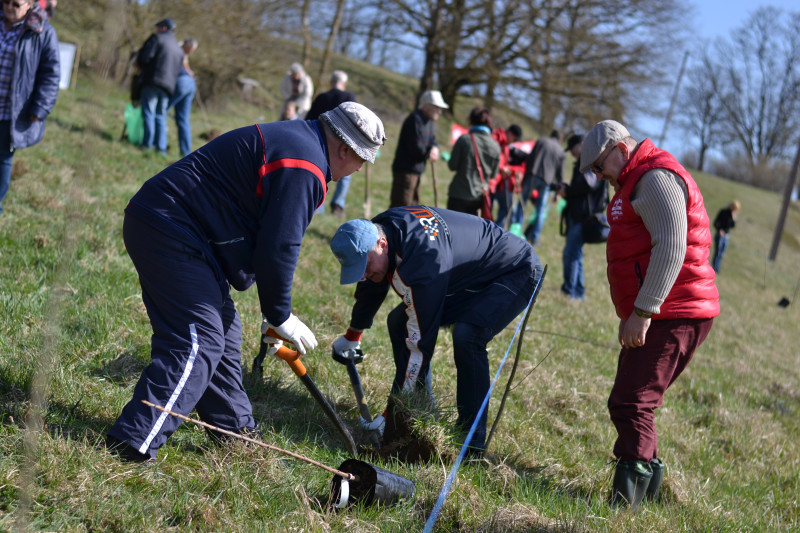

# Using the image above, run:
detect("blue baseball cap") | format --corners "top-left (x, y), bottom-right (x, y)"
top-left (330, 219), bottom-right (379, 284)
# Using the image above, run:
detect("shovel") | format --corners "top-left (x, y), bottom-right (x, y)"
top-left (253, 329), bottom-right (357, 457)
top-left (332, 348), bottom-right (381, 447)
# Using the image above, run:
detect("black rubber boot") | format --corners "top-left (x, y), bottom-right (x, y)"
top-left (646, 458), bottom-right (665, 502)
top-left (610, 460), bottom-right (653, 510)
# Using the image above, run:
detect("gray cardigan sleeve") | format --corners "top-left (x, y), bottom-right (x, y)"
top-left (630, 169), bottom-right (688, 314)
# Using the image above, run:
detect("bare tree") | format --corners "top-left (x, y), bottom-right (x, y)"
top-left (713, 7), bottom-right (800, 168)
top-left (677, 47), bottom-right (725, 171)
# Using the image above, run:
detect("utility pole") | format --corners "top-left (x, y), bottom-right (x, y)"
top-left (769, 137), bottom-right (800, 261)
top-left (659, 51), bottom-right (690, 146)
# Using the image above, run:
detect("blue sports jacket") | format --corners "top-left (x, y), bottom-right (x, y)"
top-left (126, 120), bottom-right (330, 325)
top-left (349, 206), bottom-right (540, 390)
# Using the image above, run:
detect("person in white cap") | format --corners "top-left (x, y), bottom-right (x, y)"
top-left (106, 102), bottom-right (385, 462)
top-left (580, 119), bottom-right (719, 509)
top-left (390, 90), bottom-right (449, 207)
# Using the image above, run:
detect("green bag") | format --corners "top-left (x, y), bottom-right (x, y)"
top-left (124, 104), bottom-right (144, 145)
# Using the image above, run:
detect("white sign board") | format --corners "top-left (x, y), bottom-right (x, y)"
top-left (58, 42), bottom-right (77, 89)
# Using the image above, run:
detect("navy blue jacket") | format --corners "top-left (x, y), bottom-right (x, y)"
top-left (7, 4), bottom-right (60, 150)
top-left (126, 120), bottom-right (330, 325)
top-left (349, 207), bottom-right (539, 385)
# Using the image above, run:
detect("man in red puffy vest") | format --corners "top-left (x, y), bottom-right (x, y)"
top-left (580, 120), bottom-right (719, 510)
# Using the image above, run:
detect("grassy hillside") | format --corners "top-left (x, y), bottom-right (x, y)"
top-left (0, 71), bottom-right (798, 532)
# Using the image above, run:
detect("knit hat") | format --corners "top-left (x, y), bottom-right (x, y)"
top-left (321, 102), bottom-right (386, 164)
top-left (580, 120), bottom-right (630, 172)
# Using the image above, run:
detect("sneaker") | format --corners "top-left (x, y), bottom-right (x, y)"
top-left (331, 205), bottom-right (345, 218)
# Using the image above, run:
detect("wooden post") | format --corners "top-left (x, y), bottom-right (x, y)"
top-left (431, 161), bottom-right (439, 207)
top-left (70, 43), bottom-right (81, 89)
top-left (768, 137), bottom-right (800, 261)
top-left (363, 163), bottom-right (371, 218)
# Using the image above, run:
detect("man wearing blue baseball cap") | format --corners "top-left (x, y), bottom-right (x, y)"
top-left (328, 206), bottom-right (543, 456)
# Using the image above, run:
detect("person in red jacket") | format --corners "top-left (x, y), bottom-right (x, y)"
top-left (580, 120), bottom-right (719, 509)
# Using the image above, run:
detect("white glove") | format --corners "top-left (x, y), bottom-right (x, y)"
top-left (262, 335), bottom-right (284, 358)
top-left (272, 313), bottom-right (317, 355)
top-left (359, 414), bottom-right (385, 437)
top-left (332, 335), bottom-right (361, 359)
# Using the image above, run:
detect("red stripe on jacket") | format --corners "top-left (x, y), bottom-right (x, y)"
top-left (254, 124), bottom-right (327, 207)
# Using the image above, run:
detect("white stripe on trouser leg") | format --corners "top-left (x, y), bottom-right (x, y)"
top-left (139, 324), bottom-right (199, 454)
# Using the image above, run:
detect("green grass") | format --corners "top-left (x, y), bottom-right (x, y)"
top-left (1, 73), bottom-right (799, 532)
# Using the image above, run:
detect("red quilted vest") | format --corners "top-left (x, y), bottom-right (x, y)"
top-left (606, 139), bottom-right (719, 320)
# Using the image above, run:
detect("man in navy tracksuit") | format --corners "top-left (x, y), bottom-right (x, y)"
top-left (329, 207), bottom-right (543, 454)
top-left (106, 102), bottom-right (385, 462)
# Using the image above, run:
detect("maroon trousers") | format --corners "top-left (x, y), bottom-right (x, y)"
top-left (608, 317), bottom-right (714, 462)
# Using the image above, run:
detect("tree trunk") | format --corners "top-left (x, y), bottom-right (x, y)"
top-left (418, 0), bottom-right (445, 101)
top-left (317, 0), bottom-right (347, 91)
top-left (300, 0), bottom-right (312, 68)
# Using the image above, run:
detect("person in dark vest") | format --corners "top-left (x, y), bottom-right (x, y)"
top-left (580, 120), bottom-right (719, 509)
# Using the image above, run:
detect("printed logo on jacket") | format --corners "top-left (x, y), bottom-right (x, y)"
top-left (404, 206), bottom-right (444, 241)
top-left (609, 197), bottom-right (624, 222)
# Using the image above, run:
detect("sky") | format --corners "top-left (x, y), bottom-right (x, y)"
top-left (638, 0), bottom-right (798, 155)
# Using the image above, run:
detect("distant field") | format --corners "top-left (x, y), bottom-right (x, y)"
top-left (0, 73), bottom-right (798, 532)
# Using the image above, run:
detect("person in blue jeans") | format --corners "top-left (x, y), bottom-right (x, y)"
top-left (0, 0), bottom-right (59, 214)
top-left (136, 18), bottom-right (183, 156)
top-left (328, 207), bottom-right (542, 456)
top-left (557, 134), bottom-right (608, 300)
top-left (307, 70), bottom-right (357, 217)
top-left (168, 38), bottom-right (197, 158)
top-left (520, 130), bottom-right (564, 245)
top-left (711, 200), bottom-right (740, 273)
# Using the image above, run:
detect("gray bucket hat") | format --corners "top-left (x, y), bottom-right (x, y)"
top-left (321, 102), bottom-right (386, 164)
top-left (579, 120), bottom-right (630, 173)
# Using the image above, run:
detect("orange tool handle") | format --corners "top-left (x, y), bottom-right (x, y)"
top-left (273, 345), bottom-right (307, 377)
top-left (264, 327), bottom-right (307, 377)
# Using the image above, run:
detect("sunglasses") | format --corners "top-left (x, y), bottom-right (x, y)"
top-left (590, 145), bottom-right (618, 174)
top-left (2, 0), bottom-right (29, 7)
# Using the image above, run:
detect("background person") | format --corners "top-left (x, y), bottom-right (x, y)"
top-left (446, 106), bottom-right (500, 216)
top-left (279, 62), bottom-right (313, 120)
top-left (491, 124), bottom-right (527, 229)
top-left (0, 0), bottom-right (59, 214)
top-left (389, 90), bottom-right (448, 207)
top-left (711, 200), bottom-right (740, 273)
top-left (580, 119), bottom-right (719, 509)
top-left (306, 70), bottom-right (357, 217)
top-left (106, 102), bottom-right (385, 462)
top-left (136, 18), bottom-right (183, 156)
top-left (328, 206), bottom-right (543, 456)
top-left (556, 133), bottom-right (608, 301)
top-left (168, 37), bottom-right (198, 158)
top-left (520, 129), bottom-right (565, 245)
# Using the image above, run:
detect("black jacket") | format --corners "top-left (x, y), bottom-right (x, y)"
top-left (137, 30), bottom-right (183, 95)
top-left (305, 88), bottom-right (356, 120)
top-left (564, 161), bottom-right (608, 224)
